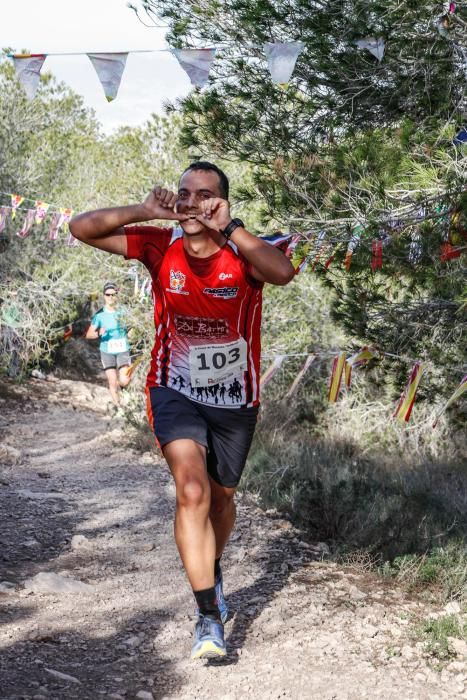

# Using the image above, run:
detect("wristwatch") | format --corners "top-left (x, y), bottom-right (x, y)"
top-left (220, 218), bottom-right (244, 240)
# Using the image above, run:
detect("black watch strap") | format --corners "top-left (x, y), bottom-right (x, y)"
top-left (220, 218), bottom-right (244, 239)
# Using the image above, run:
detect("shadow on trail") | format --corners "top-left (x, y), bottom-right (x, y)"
top-left (0, 609), bottom-right (183, 700)
top-left (208, 526), bottom-right (320, 666)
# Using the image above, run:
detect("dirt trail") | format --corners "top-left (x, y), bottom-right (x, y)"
top-left (0, 378), bottom-right (465, 700)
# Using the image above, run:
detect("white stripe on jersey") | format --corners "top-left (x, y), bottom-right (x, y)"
top-left (236, 286), bottom-right (249, 333)
top-left (247, 291), bottom-right (261, 405)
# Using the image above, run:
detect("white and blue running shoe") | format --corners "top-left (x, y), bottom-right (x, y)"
top-left (191, 614), bottom-right (226, 660)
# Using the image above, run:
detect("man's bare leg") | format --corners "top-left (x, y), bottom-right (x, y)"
top-left (163, 439), bottom-right (216, 591)
top-left (209, 477), bottom-right (236, 561)
top-left (164, 439), bottom-right (226, 658)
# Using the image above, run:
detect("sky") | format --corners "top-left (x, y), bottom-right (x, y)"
top-left (1, 0), bottom-right (192, 132)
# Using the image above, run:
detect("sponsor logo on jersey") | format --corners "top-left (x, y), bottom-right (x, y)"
top-left (175, 314), bottom-right (229, 338)
top-left (203, 286), bottom-right (239, 299)
top-left (219, 272), bottom-right (233, 280)
top-left (167, 269), bottom-right (189, 295)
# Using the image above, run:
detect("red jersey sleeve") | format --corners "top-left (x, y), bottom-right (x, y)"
top-left (124, 225), bottom-right (174, 276)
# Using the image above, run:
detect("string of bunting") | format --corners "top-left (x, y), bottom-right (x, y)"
top-left (260, 347), bottom-right (466, 428)
top-left (31, 314), bottom-right (467, 425)
top-left (3, 7), bottom-right (462, 102)
top-left (0, 194), bottom-right (77, 246)
top-left (3, 191), bottom-right (466, 269)
top-left (4, 291), bottom-right (464, 424)
top-left (4, 42), bottom-right (305, 100)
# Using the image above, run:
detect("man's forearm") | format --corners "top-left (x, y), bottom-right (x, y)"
top-left (69, 204), bottom-right (150, 241)
top-left (229, 227), bottom-right (295, 285)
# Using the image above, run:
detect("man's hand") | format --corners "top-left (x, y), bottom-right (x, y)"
top-left (141, 187), bottom-right (185, 222)
top-left (197, 198), bottom-right (232, 233)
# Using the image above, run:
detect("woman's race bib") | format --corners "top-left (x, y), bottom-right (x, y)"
top-left (189, 338), bottom-right (248, 387)
top-left (107, 338), bottom-right (127, 354)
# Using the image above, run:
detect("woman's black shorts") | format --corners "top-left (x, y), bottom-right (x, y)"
top-left (146, 386), bottom-right (259, 488)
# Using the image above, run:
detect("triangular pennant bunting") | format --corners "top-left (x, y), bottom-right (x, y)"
top-left (355, 37), bottom-right (385, 62)
top-left (67, 231), bottom-right (80, 247)
top-left (10, 194), bottom-right (24, 220)
top-left (263, 41), bottom-right (304, 85)
top-left (0, 206), bottom-right (11, 233)
top-left (172, 49), bottom-right (216, 88)
top-left (16, 209), bottom-right (35, 239)
top-left (34, 200), bottom-right (49, 224)
top-left (371, 239), bottom-right (383, 270)
top-left (12, 54), bottom-right (47, 99)
top-left (48, 207), bottom-right (73, 241)
top-left (344, 225), bottom-right (362, 270)
top-left (440, 242), bottom-right (461, 262)
top-left (88, 53), bottom-right (128, 101)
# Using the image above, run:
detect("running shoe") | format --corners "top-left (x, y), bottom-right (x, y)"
top-left (191, 614), bottom-right (226, 660)
top-left (215, 571), bottom-right (229, 624)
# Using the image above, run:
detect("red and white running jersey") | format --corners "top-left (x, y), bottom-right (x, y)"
top-left (126, 226), bottom-right (288, 408)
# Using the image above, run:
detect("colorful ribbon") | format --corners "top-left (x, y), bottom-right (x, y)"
top-left (393, 362), bottom-right (424, 423)
top-left (16, 209), bottom-right (35, 238)
top-left (371, 240), bottom-right (383, 270)
top-left (328, 352), bottom-right (346, 402)
top-left (260, 355), bottom-right (286, 390)
top-left (10, 194), bottom-right (24, 220)
top-left (48, 208), bottom-right (73, 241)
top-left (34, 200), bottom-right (49, 224)
top-left (123, 354), bottom-right (144, 379)
top-left (285, 354), bottom-right (316, 398)
top-left (433, 375), bottom-right (466, 427)
top-left (0, 206), bottom-right (10, 233)
top-left (345, 347), bottom-right (377, 387)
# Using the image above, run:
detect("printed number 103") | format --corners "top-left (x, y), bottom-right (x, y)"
top-left (196, 346), bottom-right (240, 371)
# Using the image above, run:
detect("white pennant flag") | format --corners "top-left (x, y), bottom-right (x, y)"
top-left (355, 37), bottom-right (385, 62)
top-left (172, 49), bottom-right (216, 88)
top-left (88, 53), bottom-right (128, 101)
top-left (13, 55), bottom-right (46, 99)
top-left (263, 41), bottom-right (304, 84)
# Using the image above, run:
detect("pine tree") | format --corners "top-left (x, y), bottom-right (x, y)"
top-left (140, 0), bottom-right (466, 402)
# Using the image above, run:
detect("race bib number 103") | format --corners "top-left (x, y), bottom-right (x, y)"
top-left (189, 338), bottom-right (248, 387)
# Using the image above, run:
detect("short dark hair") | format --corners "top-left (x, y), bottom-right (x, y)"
top-left (181, 161), bottom-right (229, 199)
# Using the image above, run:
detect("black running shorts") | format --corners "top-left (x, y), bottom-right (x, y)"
top-left (100, 350), bottom-right (131, 370)
top-left (146, 386), bottom-right (259, 488)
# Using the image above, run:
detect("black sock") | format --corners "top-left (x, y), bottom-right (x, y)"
top-left (194, 586), bottom-right (220, 620)
top-left (214, 557), bottom-right (221, 579)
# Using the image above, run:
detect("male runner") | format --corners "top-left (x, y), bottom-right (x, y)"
top-left (69, 162), bottom-right (294, 659)
top-left (86, 282), bottom-right (131, 405)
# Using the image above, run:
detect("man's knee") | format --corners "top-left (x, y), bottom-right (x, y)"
top-left (176, 477), bottom-right (210, 510)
